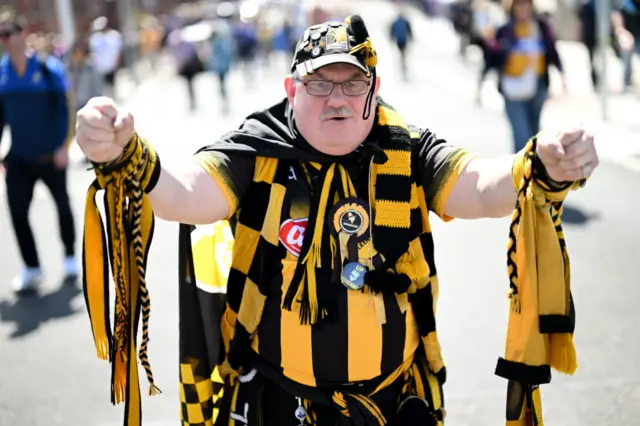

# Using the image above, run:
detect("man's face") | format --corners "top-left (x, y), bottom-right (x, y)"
top-left (285, 63), bottom-right (381, 156)
top-left (512, 0), bottom-right (533, 21)
top-left (0, 22), bottom-right (25, 54)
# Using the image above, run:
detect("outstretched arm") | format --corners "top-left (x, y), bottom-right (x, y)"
top-left (417, 127), bottom-right (598, 221)
top-left (443, 128), bottom-right (597, 219)
top-left (76, 96), bottom-right (247, 225)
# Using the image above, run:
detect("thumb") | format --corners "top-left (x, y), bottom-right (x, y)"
top-left (114, 111), bottom-right (134, 147)
top-left (553, 142), bottom-right (565, 158)
top-left (113, 110), bottom-right (130, 129)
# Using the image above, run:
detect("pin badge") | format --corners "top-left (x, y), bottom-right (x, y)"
top-left (329, 198), bottom-right (370, 241)
top-left (341, 262), bottom-right (367, 290)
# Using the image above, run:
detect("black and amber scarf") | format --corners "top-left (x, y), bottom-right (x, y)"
top-left (82, 136), bottom-right (161, 425)
top-left (193, 97), bottom-right (416, 326)
top-left (496, 136), bottom-right (585, 425)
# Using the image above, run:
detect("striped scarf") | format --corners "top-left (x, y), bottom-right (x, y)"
top-left (281, 99), bottom-right (416, 324)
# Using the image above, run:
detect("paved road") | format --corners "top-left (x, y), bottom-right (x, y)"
top-left (0, 1), bottom-right (638, 425)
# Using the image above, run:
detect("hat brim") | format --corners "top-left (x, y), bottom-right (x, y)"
top-left (295, 53), bottom-right (369, 77)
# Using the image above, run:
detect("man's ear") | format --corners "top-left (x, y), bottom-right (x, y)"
top-left (284, 75), bottom-right (296, 105)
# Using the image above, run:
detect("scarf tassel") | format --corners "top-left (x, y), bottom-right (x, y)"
top-left (83, 182), bottom-right (112, 361)
top-left (283, 164), bottom-right (337, 324)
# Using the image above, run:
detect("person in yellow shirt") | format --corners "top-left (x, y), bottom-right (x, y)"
top-left (486, 0), bottom-right (566, 152)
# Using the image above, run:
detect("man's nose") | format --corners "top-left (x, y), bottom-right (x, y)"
top-left (326, 84), bottom-right (348, 107)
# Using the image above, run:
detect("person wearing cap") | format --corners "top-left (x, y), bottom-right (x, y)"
top-left (75, 14), bottom-right (598, 426)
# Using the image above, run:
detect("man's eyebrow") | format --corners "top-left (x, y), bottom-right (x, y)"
top-left (313, 71), bottom-right (365, 80)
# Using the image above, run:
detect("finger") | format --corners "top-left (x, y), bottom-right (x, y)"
top-left (561, 138), bottom-right (590, 160)
top-left (113, 111), bottom-right (131, 129)
top-left (558, 128), bottom-right (584, 147)
top-left (83, 128), bottom-right (116, 144)
top-left (95, 103), bottom-right (119, 121)
top-left (81, 110), bottom-right (115, 131)
top-left (538, 139), bottom-right (564, 160)
top-left (559, 151), bottom-right (593, 171)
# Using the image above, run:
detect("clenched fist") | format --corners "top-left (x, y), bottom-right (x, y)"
top-left (536, 125), bottom-right (599, 182)
top-left (76, 96), bottom-right (135, 164)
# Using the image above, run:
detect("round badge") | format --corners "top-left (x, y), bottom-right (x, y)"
top-left (311, 46), bottom-right (322, 57)
top-left (341, 262), bottom-right (367, 290)
top-left (329, 198), bottom-right (370, 240)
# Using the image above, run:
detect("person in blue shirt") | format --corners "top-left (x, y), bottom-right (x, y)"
top-left (0, 11), bottom-right (77, 293)
top-left (389, 10), bottom-right (413, 80)
top-left (207, 20), bottom-right (236, 115)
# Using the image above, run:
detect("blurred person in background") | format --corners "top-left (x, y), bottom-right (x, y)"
top-left (67, 38), bottom-right (102, 164)
top-left (474, 0), bottom-right (506, 104)
top-left (578, 0), bottom-right (635, 91)
top-left (67, 39), bottom-right (103, 113)
top-left (233, 17), bottom-right (259, 87)
top-left (485, 0), bottom-right (566, 152)
top-left (0, 11), bottom-right (78, 293)
top-left (89, 17), bottom-right (123, 99)
top-left (389, 8), bottom-right (413, 81)
top-left (139, 15), bottom-right (165, 74)
top-left (207, 21), bottom-right (236, 114)
top-left (618, 0), bottom-right (640, 91)
top-left (449, 0), bottom-right (474, 58)
top-left (168, 27), bottom-right (205, 111)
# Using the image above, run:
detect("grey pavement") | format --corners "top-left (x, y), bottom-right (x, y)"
top-left (0, 1), bottom-right (639, 425)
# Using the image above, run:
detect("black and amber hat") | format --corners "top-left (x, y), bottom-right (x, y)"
top-left (290, 14), bottom-right (378, 77)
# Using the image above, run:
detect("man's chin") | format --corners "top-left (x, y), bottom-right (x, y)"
top-left (309, 139), bottom-right (361, 156)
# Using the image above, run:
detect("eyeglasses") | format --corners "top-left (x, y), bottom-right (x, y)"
top-left (296, 78), bottom-right (371, 97)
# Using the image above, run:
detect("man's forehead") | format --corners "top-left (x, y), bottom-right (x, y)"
top-left (306, 64), bottom-right (367, 79)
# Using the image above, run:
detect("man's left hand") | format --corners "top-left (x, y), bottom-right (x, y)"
top-left (536, 126), bottom-right (599, 182)
top-left (53, 146), bottom-right (70, 170)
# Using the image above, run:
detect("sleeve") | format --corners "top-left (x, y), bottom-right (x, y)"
top-left (487, 25), bottom-right (512, 70)
top-left (542, 21), bottom-right (564, 72)
top-left (0, 96), bottom-right (4, 154)
top-left (47, 58), bottom-right (75, 148)
top-left (194, 150), bottom-right (255, 219)
top-left (413, 129), bottom-right (474, 221)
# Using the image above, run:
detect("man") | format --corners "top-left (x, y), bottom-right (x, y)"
top-left (389, 9), bottom-right (413, 80)
top-left (88, 17), bottom-right (123, 99)
top-left (619, 0), bottom-right (640, 90)
top-left (0, 11), bottom-right (77, 293)
top-left (578, 0), bottom-right (635, 90)
top-left (76, 15), bottom-right (598, 426)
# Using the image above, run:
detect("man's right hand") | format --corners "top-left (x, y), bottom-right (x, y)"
top-left (76, 96), bottom-right (135, 164)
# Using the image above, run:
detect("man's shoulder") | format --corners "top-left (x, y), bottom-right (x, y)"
top-left (42, 55), bottom-right (65, 76)
top-left (407, 124), bottom-right (437, 145)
